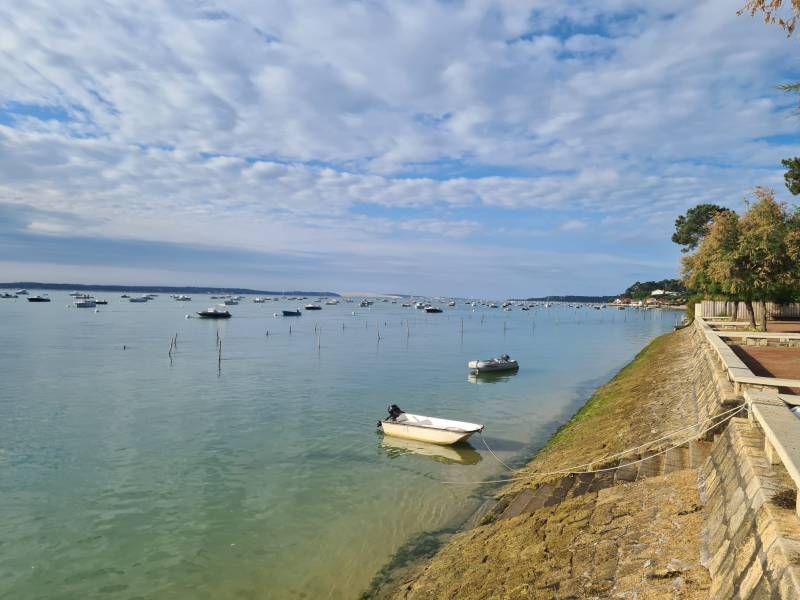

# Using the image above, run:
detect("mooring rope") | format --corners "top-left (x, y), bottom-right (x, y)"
top-left (508, 401), bottom-right (745, 476)
top-left (442, 403), bottom-right (745, 485)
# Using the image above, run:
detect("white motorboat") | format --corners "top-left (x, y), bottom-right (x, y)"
top-left (325, 299), bottom-right (339, 305)
top-left (223, 299), bottom-right (238, 305)
top-left (253, 297), bottom-right (266, 303)
top-left (74, 299), bottom-right (96, 308)
top-left (377, 405), bottom-right (483, 445)
top-left (173, 295), bottom-right (192, 301)
top-left (468, 354), bottom-right (519, 373)
top-left (15, 289), bottom-right (28, 295)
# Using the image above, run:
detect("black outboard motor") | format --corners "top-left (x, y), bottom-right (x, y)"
top-left (386, 404), bottom-right (404, 421)
top-left (377, 404), bottom-right (404, 429)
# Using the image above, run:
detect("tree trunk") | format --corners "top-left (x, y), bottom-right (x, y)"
top-left (744, 300), bottom-right (757, 330)
top-left (733, 300), bottom-right (739, 322)
top-left (759, 300), bottom-right (768, 332)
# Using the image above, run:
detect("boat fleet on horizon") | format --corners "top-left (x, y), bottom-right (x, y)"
top-left (0, 289), bottom-right (669, 317)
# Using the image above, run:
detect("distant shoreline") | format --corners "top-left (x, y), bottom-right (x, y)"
top-left (0, 282), bottom-right (339, 297)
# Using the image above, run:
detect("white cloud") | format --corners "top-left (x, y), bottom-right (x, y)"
top-left (559, 219), bottom-right (588, 232)
top-left (0, 0), bottom-right (798, 294)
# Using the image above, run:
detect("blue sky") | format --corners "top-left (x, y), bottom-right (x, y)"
top-left (1, 0), bottom-right (799, 296)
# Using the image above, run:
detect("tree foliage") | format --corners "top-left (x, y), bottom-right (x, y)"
top-left (682, 188), bottom-right (800, 329)
top-left (782, 157), bottom-right (800, 194)
top-left (672, 204), bottom-right (732, 252)
top-left (740, 0), bottom-right (800, 35)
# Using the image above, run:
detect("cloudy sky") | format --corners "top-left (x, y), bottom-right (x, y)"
top-left (1, 0), bottom-right (799, 296)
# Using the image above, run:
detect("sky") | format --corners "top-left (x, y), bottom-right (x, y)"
top-left (1, 0), bottom-right (799, 297)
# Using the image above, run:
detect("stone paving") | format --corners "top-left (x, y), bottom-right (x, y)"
top-left (731, 345), bottom-right (800, 394)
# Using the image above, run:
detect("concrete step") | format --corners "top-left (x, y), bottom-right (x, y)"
top-left (498, 488), bottom-right (535, 521)
top-left (636, 451), bottom-right (663, 480)
top-left (522, 476), bottom-right (575, 514)
top-left (566, 472), bottom-right (595, 498)
top-left (465, 498), bottom-right (500, 529)
top-left (662, 446), bottom-right (688, 474)
top-left (586, 471), bottom-right (616, 493)
top-left (689, 440), bottom-right (712, 468)
top-left (614, 458), bottom-right (639, 483)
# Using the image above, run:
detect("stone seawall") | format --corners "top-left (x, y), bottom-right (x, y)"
top-left (702, 419), bottom-right (800, 597)
top-left (373, 323), bottom-right (800, 599)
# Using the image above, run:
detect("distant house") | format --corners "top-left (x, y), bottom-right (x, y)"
top-left (651, 289), bottom-right (679, 297)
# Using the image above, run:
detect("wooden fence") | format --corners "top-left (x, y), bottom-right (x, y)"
top-left (697, 300), bottom-right (800, 321)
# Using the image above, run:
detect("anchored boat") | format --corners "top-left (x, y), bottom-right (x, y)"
top-left (197, 306), bottom-right (231, 319)
top-left (304, 304), bottom-right (322, 310)
top-left (27, 295), bottom-right (51, 302)
top-left (468, 354), bottom-right (519, 373)
top-left (282, 309), bottom-right (302, 317)
top-left (377, 405), bottom-right (483, 445)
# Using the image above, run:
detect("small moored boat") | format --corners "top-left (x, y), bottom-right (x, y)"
top-left (304, 304), bottom-right (322, 310)
top-left (197, 306), bottom-right (231, 319)
top-left (282, 309), bottom-right (302, 317)
top-left (424, 306), bottom-right (443, 313)
top-left (74, 299), bottom-right (96, 308)
top-left (27, 295), bottom-right (51, 302)
top-left (468, 354), bottom-right (519, 373)
top-left (377, 405), bottom-right (483, 445)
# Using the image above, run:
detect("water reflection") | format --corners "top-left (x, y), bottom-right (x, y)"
top-left (467, 370), bottom-right (519, 385)
top-left (380, 437), bottom-right (483, 465)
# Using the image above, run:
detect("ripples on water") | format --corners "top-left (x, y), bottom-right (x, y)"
top-left (0, 295), bottom-right (679, 598)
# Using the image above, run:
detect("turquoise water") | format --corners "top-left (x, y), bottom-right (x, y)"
top-left (0, 294), bottom-right (680, 599)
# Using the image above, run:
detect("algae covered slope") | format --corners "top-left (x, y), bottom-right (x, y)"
top-left (382, 328), bottom-right (711, 599)
top-left (503, 327), bottom-right (699, 496)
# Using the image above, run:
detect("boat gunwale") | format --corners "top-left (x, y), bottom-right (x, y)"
top-left (379, 418), bottom-right (483, 434)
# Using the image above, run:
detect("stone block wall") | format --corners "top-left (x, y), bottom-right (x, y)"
top-left (701, 418), bottom-right (800, 598)
top-left (690, 326), bottom-right (740, 427)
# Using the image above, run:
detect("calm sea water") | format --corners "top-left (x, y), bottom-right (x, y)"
top-left (0, 293), bottom-right (680, 599)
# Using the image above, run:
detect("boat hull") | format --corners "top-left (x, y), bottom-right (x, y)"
top-left (380, 421), bottom-right (476, 445)
top-left (468, 359), bottom-right (519, 373)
